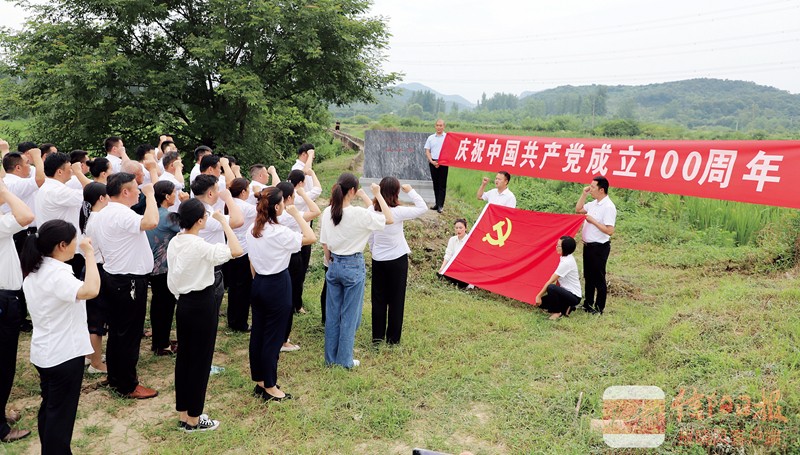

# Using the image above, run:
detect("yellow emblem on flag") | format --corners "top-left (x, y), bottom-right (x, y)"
top-left (482, 217), bottom-right (512, 247)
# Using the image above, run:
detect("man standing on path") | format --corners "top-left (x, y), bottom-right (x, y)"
top-left (575, 176), bottom-right (617, 315)
top-left (425, 119), bottom-right (447, 213)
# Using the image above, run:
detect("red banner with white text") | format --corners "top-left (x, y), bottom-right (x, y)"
top-left (437, 132), bottom-right (800, 209)
top-left (442, 204), bottom-right (586, 305)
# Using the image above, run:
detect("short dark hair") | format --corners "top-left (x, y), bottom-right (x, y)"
top-left (498, 171), bottom-right (511, 183)
top-left (134, 143), bottom-right (155, 161)
top-left (559, 236), bottom-right (577, 256)
top-left (276, 181), bottom-right (295, 201)
top-left (159, 140), bottom-right (175, 152)
top-left (176, 198), bottom-right (206, 230)
top-left (288, 169), bottom-right (306, 187)
top-left (228, 178), bottom-right (249, 199)
top-left (17, 141), bottom-right (37, 153)
top-left (593, 176), bottom-right (609, 194)
top-left (199, 154), bottom-right (220, 173)
top-left (69, 150), bottom-right (88, 164)
top-left (194, 146), bottom-right (212, 161)
top-left (106, 172), bottom-right (137, 197)
top-left (191, 174), bottom-right (218, 196)
top-left (2, 152), bottom-right (24, 172)
top-left (40, 143), bottom-right (57, 155)
top-left (249, 164), bottom-right (266, 178)
top-left (44, 152), bottom-right (70, 177)
top-left (104, 136), bottom-right (122, 153)
top-left (162, 151), bottom-right (180, 170)
top-left (297, 143), bottom-right (314, 155)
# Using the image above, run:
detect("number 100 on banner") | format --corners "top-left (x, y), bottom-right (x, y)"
top-left (437, 132), bottom-right (800, 209)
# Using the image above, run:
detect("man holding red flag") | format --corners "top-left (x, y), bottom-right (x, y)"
top-left (575, 176), bottom-right (617, 315)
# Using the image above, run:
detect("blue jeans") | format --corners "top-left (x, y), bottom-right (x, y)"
top-left (324, 253), bottom-right (366, 368)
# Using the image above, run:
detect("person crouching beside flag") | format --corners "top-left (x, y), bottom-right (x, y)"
top-left (533, 236), bottom-right (582, 320)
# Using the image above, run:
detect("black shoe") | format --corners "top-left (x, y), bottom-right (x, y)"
top-left (430, 205), bottom-right (439, 211)
top-left (19, 319), bottom-right (33, 333)
top-left (437, 207), bottom-right (443, 213)
top-left (254, 385), bottom-right (292, 402)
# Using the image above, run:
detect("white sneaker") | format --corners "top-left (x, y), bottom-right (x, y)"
top-left (280, 344), bottom-right (301, 352)
top-left (181, 414), bottom-right (220, 433)
top-left (87, 365), bottom-right (107, 374)
top-left (351, 359), bottom-right (360, 367)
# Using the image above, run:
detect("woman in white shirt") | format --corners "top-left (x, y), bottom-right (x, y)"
top-left (247, 187), bottom-right (315, 402)
top-left (368, 177), bottom-right (427, 345)
top-left (226, 178), bottom-right (258, 332)
top-left (20, 219), bottom-right (100, 453)
top-left (80, 182), bottom-right (110, 373)
top-left (437, 218), bottom-right (470, 289)
top-left (167, 198), bottom-right (243, 432)
top-left (534, 236), bottom-right (582, 320)
top-left (320, 173), bottom-right (392, 369)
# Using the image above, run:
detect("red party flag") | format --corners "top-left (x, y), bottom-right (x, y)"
top-left (442, 204), bottom-right (586, 304)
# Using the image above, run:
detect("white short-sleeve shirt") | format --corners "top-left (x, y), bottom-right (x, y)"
top-left (424, 132), bottom-right (447, 160)
top-left (1, 174), bottom-right (38, 226)
top-left (482, 188), bottom-right (517, 208)
top-left (581, 196), bottom-right (616, 244)
top-left (106, 154), bottom-right (122, 174)
top-left (34, 178), bottom-right (84, 236)
top-left (554, 254), bottom-right (582, 298)
top-left (23, 257), bottom-right (93, 368)
top-left (167, 233), bottom-right (233, 297)
top-left (319, 205), bottom-right (385, 256)
top-left (0, 214), bottom-right (24, 290)
top-left (86, 201), bottom-right (154, 275)
top-left (232, 198), bottom-right (257, 254)
top-left (247, 222), bottom-right (303, 275)
top-left (368, 189), bottom-right (427, 261)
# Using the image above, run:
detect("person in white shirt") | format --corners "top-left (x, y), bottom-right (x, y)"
top-left (134, 144), bottom-right (160, 185)
top-left (167, 198), bottom-right (242, 432)
top-left (198, 155), bottom-right (235, 211)
top-left (87, 157), bottom-right (112, 185)
top-left (86, 172), bottom-right (159, 399)
top-left (477, 171), bottom-right (516, 208)
top-left (79, 183), bottom-right (110, 374)
top-left (425, 119), bottom-right (448, 212)
top-left (291, 143), bottom-right (315, 185)
top-left (437, 218), bottom-right (471, 289)
top-left (320, 173), bottom-right (392, 369)
top-left (35, 152), bottom-right (92, 277)
top-left (0, 179), bottom-right (34, 444)
top-left (247, 187), bottom-right (315, 402)
top-left (20, 219), bottom-right (100, 453)
top-left (188, 146), bottom-right (212, 188)
top-left (225, 178), bottom-right (259, 332)
top-left (534, 236), bottom-right (582, 320)
top-left (275, 181), bottom-right (321, 352)
top-left (66, 150), bottom-right (90, 190)
top-left (190, 175), bottom-right (243, 311)
top-left (575, 176), bottom-right (617, 315)
top-left (103, 136), bottom-right (129, 174)
top-left (368, 178), bottom-right (427, 345)
top-left (246, 164), bottom-right (279, 205)
top-left (159, 152), bottom-right (189, 213)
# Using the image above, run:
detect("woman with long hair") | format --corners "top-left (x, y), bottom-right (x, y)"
top-left (80, 182), bottom-right (109, 374)
top-left (320, 173), bottom-right (393, 368)
top-left (368, 177), bottom-right (427, 344)
top-left (146, 180), bottom-right (181, 355)
top-left (167, 198), bottom-right (243, 432)
top-left (247, 187), bottom-right (315, 401)
top-left (226, 177), bottom-right (258, 332)
top-left (275, 181), bottom-right (321, 353)
top-left (534, 236), bottom-right (582, 320)
top-left (21, 220), bottom-right (100, 453)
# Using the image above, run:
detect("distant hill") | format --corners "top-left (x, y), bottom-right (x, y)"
top-left (520, 79), bottom-right (800, 130)
top-left (329, 82), bottom-right (475, 118)
top-left (395, 83), bottom-right (475, 109)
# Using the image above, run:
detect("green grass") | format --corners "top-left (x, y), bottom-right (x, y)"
top-left (4, 151), bottom-right (799, 454)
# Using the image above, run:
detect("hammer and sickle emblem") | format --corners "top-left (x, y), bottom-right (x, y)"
top-left (482, 217), bottom-right (512, 247)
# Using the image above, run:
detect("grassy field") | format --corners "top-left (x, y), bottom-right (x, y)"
top-left (4, 151), bottom-right (799, 454)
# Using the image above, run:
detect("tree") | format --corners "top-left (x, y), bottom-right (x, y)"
top-left (0, 0), bottom-right (398, 163)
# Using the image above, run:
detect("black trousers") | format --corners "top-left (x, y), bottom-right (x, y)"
top-left (437, 272), bottom-right (469, 289)
top-left (298, 244), bottom-right (311, 310)
top-left (226, 254), bottom-right (253, 331)
top-left (0, 290), bottom-right (21, 440)
top-left (149, 273), bottom-right (176, 351)
top-left (175, 285), bottom-right (217, 417)
top-left (35, 356), bottom-right (84, 455)
top-left (320, 266), bottom-right (328, 325)
top-left (371, 254), bottom-right (409, 344)
top-left (250, 270), bottom-right (292, 388)
top-left (86, 264), bottom-right (108, 336)
top-left (583, 241), bottom-right (611, 313)
top-left (540, 284), bottom-right (581, 315)
top-left (12, 228), bottom-right (33, 323)
top-left (104, 273), bottom-right (148, 395)
top-left (64, 254), bottom-right (85, 280)
top-left (284, 252), bottom-right (303, 341)
top-left (428, 162), bottom-right (449, 209)
top-left (213, 268), bottom-right (225, 312)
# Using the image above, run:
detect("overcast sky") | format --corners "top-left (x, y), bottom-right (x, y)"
top-left (368, 0), bottom-right (800, 103)
top-left (1, 1), bottom-right (798, 104)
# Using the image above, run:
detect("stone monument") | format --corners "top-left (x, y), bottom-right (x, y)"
top-left (360, 130), bottom-right (434, 204)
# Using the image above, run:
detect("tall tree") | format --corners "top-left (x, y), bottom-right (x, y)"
top-left (1, 0), bottom-right (398, 163)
